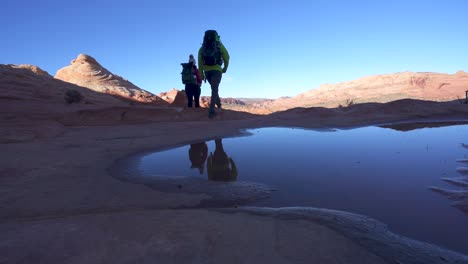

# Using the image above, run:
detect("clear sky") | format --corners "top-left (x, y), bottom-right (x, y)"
top-left (2, 0), bottom-right (467, 99)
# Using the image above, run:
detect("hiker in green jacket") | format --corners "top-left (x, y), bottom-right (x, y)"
top-left (198, 30), bottom-right (230, 118)
top-left (207, 138), bottom-right (237, 181)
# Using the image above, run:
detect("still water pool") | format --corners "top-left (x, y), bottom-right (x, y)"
top-left (119, 124), bottom-right (468, 254)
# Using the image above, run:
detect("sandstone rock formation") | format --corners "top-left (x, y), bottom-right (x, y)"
top-left (157, 89), bottom-right (188, 107)
top-left (0, 64), bottom-right (127, 105)
top-left (4, 61), bottom-right (468, 263)
top-left (258, 71), bottom-right (468, 113)
top-left (166, 71), bottom-right (468, 115)
top-left (55, 54), bottom-right (166, 105)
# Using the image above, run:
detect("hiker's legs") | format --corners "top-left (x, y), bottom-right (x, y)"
top-left (213, 138), bottom-right (229, 165)
top-left (194, 85), bottom-right (201, 108)
top-left (206, 71), bottom-right (222, 112)
top-left (185, 84), bottom-right (195, 107)
top-left (215, 138), bottom-right (225, 153)
top-left (216, 96), bottom-right (221, 108)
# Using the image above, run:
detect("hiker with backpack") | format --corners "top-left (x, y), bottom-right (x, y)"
top-left (181, 54), bottom-right (202, 108)
top-left (188, 141), bottom-right (208, 175)
top-left (207, 138), bottom-right (237, 181)
top-left (198, 30), bottom-right (230, 118)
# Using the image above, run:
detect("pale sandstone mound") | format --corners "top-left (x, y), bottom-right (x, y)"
top-left (17, 64), bottom-right (50, 76)
top-left (55, 54), bottom-right (166, 105)
top-left (157, 88), bottom-right (187, 107)
top-left (260, 71), bottom-right (468, 112)
top-left (0, 64), bottom-right (148, 143)
top-left (0, 64), bottom-right (126, 105)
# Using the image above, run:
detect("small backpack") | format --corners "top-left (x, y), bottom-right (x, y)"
top-left (181, 62), bottom-right (197, 85)
top-left (202, 30), bottom-right (223, 66)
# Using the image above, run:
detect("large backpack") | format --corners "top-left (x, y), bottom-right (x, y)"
top-left (201, 30), bottom-right (223, 66)
top-left (181, 62), bottom-right (197, 85)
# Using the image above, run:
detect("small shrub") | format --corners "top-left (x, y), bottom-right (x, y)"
top-left (65, 90), bottom-right (83, 104)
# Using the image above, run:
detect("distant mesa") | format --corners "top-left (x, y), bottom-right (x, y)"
top-left (213, 97), bottom-right (245, 105)
top-left (55, 54), bottom-right (166, 105)
top-left (157, 89), bottom-right (252, 108)
top-left (256, 71), bottom-right (468, 113)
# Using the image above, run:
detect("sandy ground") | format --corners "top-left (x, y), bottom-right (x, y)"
top-left (2, 99), bottom-right (468, 264)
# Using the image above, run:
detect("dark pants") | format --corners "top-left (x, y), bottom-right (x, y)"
top-left (185, 83), bottom-right (201, 108)
top-left (189, 142), bottom-right (208, 174)
top-left (205, 70), bottom-right (222, 112)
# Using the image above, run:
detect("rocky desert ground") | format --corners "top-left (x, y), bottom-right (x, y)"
top-left (1, 55), bottom-right (468, 263)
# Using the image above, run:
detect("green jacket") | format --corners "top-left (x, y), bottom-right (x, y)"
top-left (207, 156), bottom-right (237, 182)
top-left (198, 42), bottom-right (230, 75)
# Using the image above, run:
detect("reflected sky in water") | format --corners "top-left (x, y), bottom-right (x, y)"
top-left (137, 125), bottom-right (468, 254)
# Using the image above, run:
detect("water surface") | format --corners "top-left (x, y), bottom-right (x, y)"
top-left (118, 124), bottom-right (468, 254)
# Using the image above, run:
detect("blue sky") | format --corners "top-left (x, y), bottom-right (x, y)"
top-left (2, 0), bottom-right (467, 99)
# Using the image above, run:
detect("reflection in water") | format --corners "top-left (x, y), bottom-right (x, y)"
top-left (380, 121), bottom-right (468, 131)
top-left (207, 139), bottom-right (237, 182)
top-left (188, 142), bottom-right (208, 174)
top-left (129, 125), bottom-right (468, 254)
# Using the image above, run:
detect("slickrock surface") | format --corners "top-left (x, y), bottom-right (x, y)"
top-left (2, 62), bottom-right (468, 263)
top-left (55, 54), bottom-right (166, 105)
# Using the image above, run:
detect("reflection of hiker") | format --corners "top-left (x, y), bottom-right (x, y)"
top-left (207, 138), bottom-right (237, 181)
top-left (198, 30), bottom-right (230, 118)
top-left (189, 142), bottom-right (208, 174)
top-left (181, 54), bottom-right (202, 108)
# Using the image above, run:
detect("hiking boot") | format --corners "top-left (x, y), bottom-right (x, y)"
top-left (208, 110), bottom-right (217, 118)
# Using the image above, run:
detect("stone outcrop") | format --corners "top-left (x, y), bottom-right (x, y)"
top-left (55, 54), bottom-right (166, 105)
top-left (167, 71), bottom-right (468, 114)
top-left (259, 71), bottom-right (468, 112)
top-left (0, 64), bottom-right (127, 105)
top-left (158, 89), bottom-right (187, 107)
